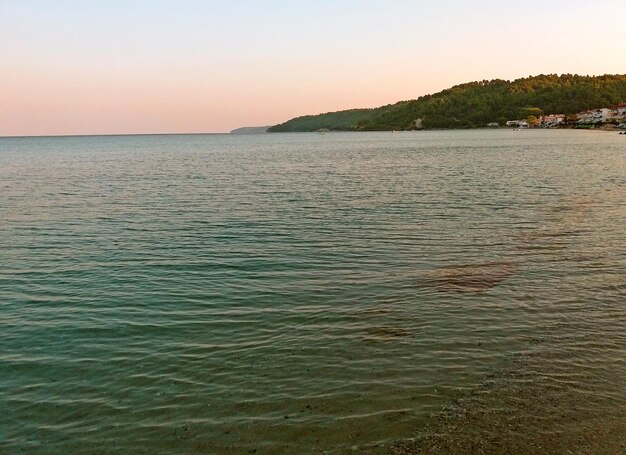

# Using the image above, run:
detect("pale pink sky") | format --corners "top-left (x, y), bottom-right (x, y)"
top-left (1, 1), bottom-right (625, 136)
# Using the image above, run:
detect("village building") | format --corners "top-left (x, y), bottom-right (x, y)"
top-left (539, 114), bottom-right (565, 127)
top-left (506, 102), bottom-right (625, 128)
top-left (577, 108), bottom-right (610, 124)
top-left (505, 120), bottom-right (528, 128)
top-left (576, 110), bottom-right (593, 123)
top-left (607, 103), bottom-right (626, 122)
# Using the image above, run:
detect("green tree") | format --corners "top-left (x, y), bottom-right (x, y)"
top-left (520, 107), bottom-right (544, 118)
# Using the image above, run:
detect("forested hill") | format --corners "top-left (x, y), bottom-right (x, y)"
top-left (268, 74), bottom-right (626, 131)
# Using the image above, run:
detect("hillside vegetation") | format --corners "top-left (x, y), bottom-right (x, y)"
top-left (268, 74), bottom-right (626, 132)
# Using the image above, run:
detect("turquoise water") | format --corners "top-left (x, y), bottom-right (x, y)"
top-left (1, 130), bottom-right (625, 454)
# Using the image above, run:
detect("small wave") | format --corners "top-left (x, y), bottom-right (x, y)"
top-left (418, 262), bottom-right (518, 293)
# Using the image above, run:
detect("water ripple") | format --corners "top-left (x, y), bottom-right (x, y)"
top-left (1, 130), bottom-right (624, 454)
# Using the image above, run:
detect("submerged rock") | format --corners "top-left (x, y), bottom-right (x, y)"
top-left (421, 262), bottom-right (517, 293)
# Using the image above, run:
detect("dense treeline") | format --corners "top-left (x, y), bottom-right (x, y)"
top-left (268, 109), bottom-right (375, 132)
top-left (268, 74), bottom-right (626, 132)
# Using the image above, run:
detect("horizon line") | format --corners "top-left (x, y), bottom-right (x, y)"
top-left (0, 132), bottom-right (237, 139)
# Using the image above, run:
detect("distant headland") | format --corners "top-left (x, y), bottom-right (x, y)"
top-left (230, 126), bottom-right (270, 134)
top-left (268, 74), bottom-right (626, 132)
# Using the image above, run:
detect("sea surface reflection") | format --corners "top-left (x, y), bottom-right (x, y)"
top-left (1, 130), bottom-right (624, 454)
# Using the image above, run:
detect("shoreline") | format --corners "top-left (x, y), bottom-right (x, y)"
top-left (266, 126), bottom-right (624, 133)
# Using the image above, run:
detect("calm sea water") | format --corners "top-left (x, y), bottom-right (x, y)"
top-left (1, 130), bottom-right (625, 454)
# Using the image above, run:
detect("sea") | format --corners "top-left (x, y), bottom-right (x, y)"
top-left (1, 130), bottom-right (624, 454)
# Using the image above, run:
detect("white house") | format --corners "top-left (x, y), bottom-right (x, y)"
top-left (607, 104), bottom-right (626, 122)
top-left (506, 119), bottom-right (528, 127)
top-left (577, 108), bottom-right (610, 124)
top-left (576, 110), bottom-right (593, 123)
top-left (540, 114), bottom-right (565, 127)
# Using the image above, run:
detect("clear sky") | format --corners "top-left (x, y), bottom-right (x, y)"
top-left (1, 0), bottom-right (625, 136)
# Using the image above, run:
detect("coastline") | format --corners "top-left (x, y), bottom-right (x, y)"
top-left (265, 126), bottom-right (625, 133)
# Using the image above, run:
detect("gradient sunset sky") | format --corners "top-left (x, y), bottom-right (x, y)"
top-left (1, 0), bottom-right (625, 136)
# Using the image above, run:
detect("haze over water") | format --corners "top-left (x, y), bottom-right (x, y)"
top-left (1, 130), bottom-right (625, 454)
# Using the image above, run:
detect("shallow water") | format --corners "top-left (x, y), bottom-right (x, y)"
top-left (1, 130), bottom-right (624, 454)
